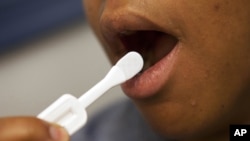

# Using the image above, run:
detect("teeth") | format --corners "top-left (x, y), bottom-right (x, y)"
top-left (142, 59), bottom-right (151, 71)
top-left (141, 51), bottom-right (153, 71)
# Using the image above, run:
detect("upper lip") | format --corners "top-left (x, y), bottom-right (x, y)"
top-left (99, 7), bottom-right (179, 69)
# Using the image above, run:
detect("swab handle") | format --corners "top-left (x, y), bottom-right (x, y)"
top-left (37, 94), bottom-right (87, 135)
top-left (37, 52), bottom-right (143, 135)
top-left (79, 65), bottom-right (126, 108)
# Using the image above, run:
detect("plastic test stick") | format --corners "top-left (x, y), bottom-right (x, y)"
top-left (37, 51), bottom-right (143, 135)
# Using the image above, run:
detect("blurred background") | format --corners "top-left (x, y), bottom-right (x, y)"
top-left (0, 0), bottom-right (125, 117)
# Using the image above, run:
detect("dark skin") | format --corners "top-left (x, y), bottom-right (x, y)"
top-left (0, 116), bottom-right (69, 141)
top-left (83, 0), bottom-right (250, 141)
top-left (0, 1), bottom-right (249, 141)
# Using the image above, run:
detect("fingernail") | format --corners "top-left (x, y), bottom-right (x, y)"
top-left (49, 125), bottom-right (69, 141)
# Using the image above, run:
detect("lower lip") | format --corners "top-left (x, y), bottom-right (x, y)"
top-left (121, 43), bottom-right (180, 99)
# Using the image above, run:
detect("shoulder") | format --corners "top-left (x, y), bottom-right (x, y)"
top-left (71, 99), bottom-right (166, 141)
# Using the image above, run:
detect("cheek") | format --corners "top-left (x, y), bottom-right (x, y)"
top-left (83, 0), bottom-right (103, 31)
top-left (170, 13), bottom-right (250, 135)
top-left (174, 0), bottom-right (250, 96)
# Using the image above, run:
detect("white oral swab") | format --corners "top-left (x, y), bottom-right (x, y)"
top-left (37, 51), bottom-right (143, 135)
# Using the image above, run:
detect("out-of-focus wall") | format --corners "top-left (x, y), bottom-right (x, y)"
top-left (0, 0), bottom-right (84, 49)
top-left (0, 22), bottom-right (126, 117)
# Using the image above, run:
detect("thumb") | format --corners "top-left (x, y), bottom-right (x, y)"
top-left (0, 116), bottom-right (69, 141)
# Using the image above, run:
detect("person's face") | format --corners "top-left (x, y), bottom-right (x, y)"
top-left (83, 0), bottom-right (250, 140)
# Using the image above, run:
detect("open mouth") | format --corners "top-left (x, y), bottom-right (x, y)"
top-left (99, 11), bottom-right (180, 98)
top-left (99, 8), bottom-right (181, 98)
top-left (118, 30), bottom-right (178, 72)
